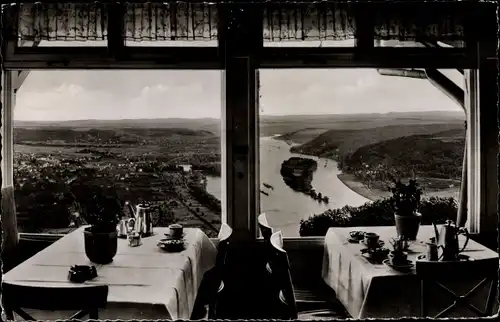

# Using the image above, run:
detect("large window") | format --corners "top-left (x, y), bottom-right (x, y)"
top-left (259, 68), bottom-right (466, 237)
top-left (13, 70), bottom-right (223, 238)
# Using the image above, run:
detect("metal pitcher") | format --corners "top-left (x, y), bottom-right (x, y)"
top-left (433, 220), bottom-right (469, 261)
top-left (117, 219), bottom-right (128, 238)
top-left (126, 202), bottom-right (154, 237)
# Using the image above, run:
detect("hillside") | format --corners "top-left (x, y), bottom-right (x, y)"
top-left (343, 130), bottom-right (465, 180)
top-left (289, 123), bottom-right (464, 161)
top-left (271, 111), bottom-right (464, 140)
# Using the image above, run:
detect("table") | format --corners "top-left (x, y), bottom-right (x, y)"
top-left (3, 227), bottom-right (217, 320)
top-left (322, 225), bottom-right (499, 318)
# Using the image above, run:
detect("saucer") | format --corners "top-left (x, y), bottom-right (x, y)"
top-left (359, 240), bottom-right (385, 249)
top-left (361, 252), bottom-right (387, 264)
top-left (416, 254), bottom-right (473, 262)
top-left (163, 232), bottom-right (186, 240)
top-left (348, 237), bottom-right (363, 243)
top-left (383, 259), bottom-right (414, 272)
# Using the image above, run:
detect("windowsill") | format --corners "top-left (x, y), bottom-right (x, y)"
top-left (256, 236), bottom-right (326, 249)
top-left (210, 236), bottom-right (325, 248)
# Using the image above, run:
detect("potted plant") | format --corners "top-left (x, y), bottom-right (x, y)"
top-left (71, 185), bottom-right (122, 264)
top-left (390, 179), bottom-right (423, 240)
top-left (388, 236), bottom-right (409, 265)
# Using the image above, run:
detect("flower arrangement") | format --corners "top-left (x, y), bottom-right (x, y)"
top-left (389, 236), bottom-right (408, 254)
top-left (70, 185), bottom-right (122, 233)
top-left (389, 179), bottom-right (422, 216)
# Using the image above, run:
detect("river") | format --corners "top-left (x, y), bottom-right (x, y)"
top-left (205, 137), bottom-right (370, 237)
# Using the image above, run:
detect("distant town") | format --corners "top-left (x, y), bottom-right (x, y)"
top-left (14, 127), bottom-right (222, 237)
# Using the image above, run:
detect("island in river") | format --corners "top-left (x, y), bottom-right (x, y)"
top-left (280, 157), bottom-right (330, 203)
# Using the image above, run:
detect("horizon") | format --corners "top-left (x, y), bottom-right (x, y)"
top-left (13, 109), bottom-right (465, 123)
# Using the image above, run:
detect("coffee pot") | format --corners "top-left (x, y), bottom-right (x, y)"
top-left (433, 220), bottom-right (469, 261)
top-left (126, 201), bottom-right (153, 237)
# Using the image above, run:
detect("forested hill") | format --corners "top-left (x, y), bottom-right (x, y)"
top-left (341, 129), bottom-right (465, 180)
top-left (289, 123), bottom-right (464, 161)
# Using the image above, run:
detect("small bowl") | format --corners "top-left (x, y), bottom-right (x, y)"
top-left (388, 251), bottom-right (408, 265)
top-left (158, 239), bottom-right (185, 252)
top-left (128, 233), bottom-right (142, 247)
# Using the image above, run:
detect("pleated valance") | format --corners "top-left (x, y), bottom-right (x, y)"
top-left (264, 2), bottom-right (468, 42)
top-left (9, 2), bottom-right (218, 42)
top-left (2, 1), bottom-right (485, 43)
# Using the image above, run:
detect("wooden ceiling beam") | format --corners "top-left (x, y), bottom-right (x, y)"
top-left (259, 47), bottom-right (475, 69)
top-left (420, 41), bottom-right (464, 74)
top-left (11, 41), bottom-right (40, 92)
top-left (425, 69), bottom-right (465, 110)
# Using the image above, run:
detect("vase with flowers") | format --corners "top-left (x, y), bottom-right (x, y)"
top-left (71, 184), bottom-right (122, 264)
top-left (390, 178), bottom-right (423, 240)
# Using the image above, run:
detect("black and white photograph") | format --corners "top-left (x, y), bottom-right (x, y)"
top-left (0, 1), bottom-right (498, 320)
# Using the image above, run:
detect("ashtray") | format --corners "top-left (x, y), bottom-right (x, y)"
top-left (68, 265), bottom-right (97, 283)
top-left (158, 239), bottom-right (185, 252)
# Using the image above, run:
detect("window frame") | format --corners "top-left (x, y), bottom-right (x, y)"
top-left (0, 4), bottom-right (495, 242)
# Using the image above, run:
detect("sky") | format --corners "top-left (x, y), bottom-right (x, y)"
top-left (14, 41), bottom-right (465, 121)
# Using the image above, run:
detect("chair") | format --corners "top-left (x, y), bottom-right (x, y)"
top-left (258, 213), bottom-right (273, 242)
top-left (258, 213), bottom-right (340, 314)
top-left (191, 223), bottom-right (233, 320)
top-left (267, 231), bottom-right (298, 320)
top-left (265, 231), bottom-right (348, 320)
top-left (416, 257), bottom-right (498, 318)
top-left (258, 213), bottom-right (276, 279)
top-left (2, 282), bottom-right (108, 320)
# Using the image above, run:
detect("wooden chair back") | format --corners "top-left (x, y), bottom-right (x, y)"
top-left (2, 282), bottom-right (108, 320)
top-left (268, 231), bottom-right (298, 320)
top-left (215, 223), bottom-right (233, 269)
top-left (258, 213), bottom-right (273, 242)
top-left (207, 223), bottom-right (234, 319)
top-left (416, 257), bottom-right (498, 318)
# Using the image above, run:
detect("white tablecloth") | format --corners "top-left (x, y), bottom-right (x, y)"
top-left (322, 225), bottom-right (499, 318)
top-left (3, 226), bottom-right (217, 320)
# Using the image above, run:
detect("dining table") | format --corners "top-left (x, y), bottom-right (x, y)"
top-left (2, 226), bottom-right (218, 320)
top-left (321, 225), bottom-right (499, 319)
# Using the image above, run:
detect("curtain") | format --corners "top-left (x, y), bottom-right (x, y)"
top-left (7, 2), bottom-right (473, 43)
top-left (9, 2), bottom-right (218, 42)
top-left (125, 2), bottom-right (218, 41)
top-left (14, 3), bottom-right (108, 41)
top-left (263, 2), bottom-right (467, 42)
